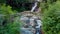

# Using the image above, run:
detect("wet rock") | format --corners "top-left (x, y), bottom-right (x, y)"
top-left (20, 11), bottom-right (42, 34)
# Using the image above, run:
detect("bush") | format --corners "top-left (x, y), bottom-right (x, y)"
top-left (0, 4), bottom-right (15, 15)
top-left (42, 1), bottom-right (60, 34)
top-left (0, 17), bottom-right (21, 34)
top-left (0, 4), bottom-right (16, 22)
top-left (0, 4), bottom-right (21, 34)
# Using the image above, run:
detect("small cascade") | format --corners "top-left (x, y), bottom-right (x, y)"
top-left (31, 0), bottom-right (40, 12)
top-left (20, 14), bottom-right (42, 34)
top-left (31, 2), bottom-right (38, 12)
top-left (20, 0), bottom-right (42, 34)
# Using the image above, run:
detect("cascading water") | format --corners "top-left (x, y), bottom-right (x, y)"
top-left (31, 2), bottom-right (38, 12)
top-left (31, 0), bottom-right (40, 12)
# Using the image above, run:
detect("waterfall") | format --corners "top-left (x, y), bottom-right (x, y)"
top-left (30, 0), bottom-right (40, 12)
top-left (31, 2), bottom-right (38, 12)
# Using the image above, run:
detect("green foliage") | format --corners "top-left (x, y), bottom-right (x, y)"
top-left (0, 4), bottom-right (21, 34)
top-left (0, 4), bottom-right (15, 15)
top-left (42, 1), bottom-right (60, 34)
top-left (40, 0), bottom-right (57, 13)
top-left (0, 4), bottom-right (16, 23)
top-left (0, 17), bottom-right (21, 34)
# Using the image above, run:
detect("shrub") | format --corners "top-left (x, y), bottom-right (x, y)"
top-left (0, 4), bottom-right (16, 22)
top-left (0, 4), bottom-right (21, 34)
top-left (0, 17), bottom-right (21, 34)
top-left (0, 4), bottom-right (15, 15)
top-left (42, 1), bottom-right (60, 34)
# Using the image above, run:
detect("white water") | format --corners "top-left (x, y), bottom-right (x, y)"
top-left (31, 0), bottom-right (40, 12)
top-left (31, 2), bottom-right (38, 12)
